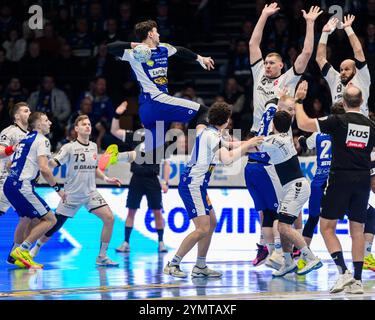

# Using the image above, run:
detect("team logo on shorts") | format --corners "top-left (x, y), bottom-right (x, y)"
top-left (346, 123), bottom-right (370, 149)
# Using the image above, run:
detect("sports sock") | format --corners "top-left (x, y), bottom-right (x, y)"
top-left (266, 243), bottom-right (275, 255)
top-left (19, 241), bottom-right (31, 251)
top-left (365, 241), bottom-right (373, 257)
top-left (170, 255), bottom-right (182, 266)
top-left (99, 242), bottom-right (109, 257)
top-left (353, 261), bottom-right (363, 281)
top-left (283, 252), bottom-right (294, 266)
top-left (331, 251), bottom-right (347, 274)
top-left (196, 256), bottom-right (206, 268)
top-left (125, 226), bottom-right (133, 243)
top-left (156, 229), bottom-right (164, 242)
top-left (274, 236), bottom-right (282, 253)
top-left (300, 246), bottom-right (315, 261)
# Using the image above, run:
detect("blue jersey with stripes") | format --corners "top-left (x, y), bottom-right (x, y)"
top-left (8, 131), bottom-right (51, 183)
top-left (180, 126), bottom-right (222, 187)
top-left (120, 43), bottom-right (177, 99)
top-left (248, 101), bottom-right (278, 163)
top-left (306, 132), bottom-right (332, 179)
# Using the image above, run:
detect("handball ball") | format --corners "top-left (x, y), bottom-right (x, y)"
top-left (133, 44), bottom-right (152, 63)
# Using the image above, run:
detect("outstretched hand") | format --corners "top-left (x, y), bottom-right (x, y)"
top-left (295, 80), bottom-right (308, 101)
top-left (341, 14), bottom-right (355, 29)
top-left (302, 6), bottom-right (323, 22)
top-left (261, 2), bottom-right (280, 18)
top-left (198, 56), bottom-right (215, 71)
top-left (322, 18), bottom-right (339, 33)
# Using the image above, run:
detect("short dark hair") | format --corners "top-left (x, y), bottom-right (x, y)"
top-left (9, 102), bottom-right (29, 121)
top-left (28, 112), bottom-right (46, 130)
top-left (330, 101), bottom-right (345, 115)
top-left (74, 115), bottom-right (90, 127)
top-left (343, 87), bottom-right (362, 108)
top-left (273, 111), bottom-right (292, 133)
top-left (134, 20), bottom-right (157, 41)
top-left (208, 102), bottom-right (231, 126)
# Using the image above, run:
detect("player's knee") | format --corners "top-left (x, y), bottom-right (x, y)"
top-left (103, 213), bottom-right (115, 225)
top-left (196, 226), bottom-right (210, 238)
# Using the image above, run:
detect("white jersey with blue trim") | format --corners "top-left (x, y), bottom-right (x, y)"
top-left (180, 126), bottom-right (222, 186)
top-left (251, 59), bottom-right (301, 132)
top-left (121, 43), bottom-right (177, 98)
top-left (0, 124), bottom-right (28, 184)
top-left (8, 131), bottom-right (51, 183)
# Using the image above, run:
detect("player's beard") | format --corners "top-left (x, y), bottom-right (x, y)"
top-left (341, 74), bottom-right (354, 85)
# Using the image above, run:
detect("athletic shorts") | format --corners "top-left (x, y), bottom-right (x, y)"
top-left (126, 175), bottom-right (162, 210)
top-left (178, 182), bottom-right (213, 220)
top-left (278, 178), bottom-right (310, 220)
top-left (139, 93), bottom-right (199, 151)
top-left (321, 171), bottom-right (370, 223)
top-left (244, 162), bottom-right (281, 212)
top-left (56, 189), bottom-right (108, 218)
top-left (3, 178), bottom-right (50, 218)
top-left (308, 176), bottom-right (328, 217)
top-left (0, 181), bottom-right (11, 213)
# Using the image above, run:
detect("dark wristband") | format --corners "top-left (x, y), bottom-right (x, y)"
top-left (114, 113), bottom-right (121, 119)
top-left (52, 183), bottom-right (61, 192)
top-left (295, 99), bottom-right (304, 104)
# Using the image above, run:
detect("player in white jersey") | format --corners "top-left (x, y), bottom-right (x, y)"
top-left (29, 115), bottom-right (122, 267)
top-left (316, 15), bottom-right (371, 117)
top-left (248, 2), bottom-right (321, 263)
top-left (259, 111), bottom-right (322, 277)
top-left (4, 112), bottom-right (63, 269)
top-left (1, 102), bottom-right (33, 267)
top-left (249, 3), bottom-right (322, 132)
top-left (163, 102), bottom-right (264, 278)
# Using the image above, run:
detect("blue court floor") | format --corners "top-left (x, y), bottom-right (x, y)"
top-left (0, 249), bottom-right (375, 300)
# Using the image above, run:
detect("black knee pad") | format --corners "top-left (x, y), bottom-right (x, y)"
top-left (302, 215), bottom-right (320, 239)
top-left (45, 213), bottom-right (69, 237)
top-left (365, 205), bottom-right (375, 235)
top-left (262, 209), bottom-right (278, 227)
top-left (278, 213), bottom-right (297, 225)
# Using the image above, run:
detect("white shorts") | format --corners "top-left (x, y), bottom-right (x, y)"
top-left (56, 190), bottom-right (108, 218)
top-left (278, 178), bottom-right (310, 218)
top-left (0, 185), bottom-right (11, 213)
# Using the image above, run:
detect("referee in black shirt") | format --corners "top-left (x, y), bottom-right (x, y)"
top-left (295, 81), bottom-right (375, 294)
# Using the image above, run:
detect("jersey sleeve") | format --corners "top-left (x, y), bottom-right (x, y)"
top-left (355, 63), bottom-right (371, 87)
top-left (251, 58), bottom-right (264, 82)
top-left (258, 136), bottom-right (276, 153)
top-left (53, 143), bottom-right (71, 166)
top-left (258, 102), bottom-right (278, 136)
top-left (306, 132), bottom-right (318, 149)
top-left (160, 43), bottom-right (177, 57)
top-left (322, 63), bottom-right (340, 87)
top-left (279, 67), bottom-right (302, 95)
top-left (316, 115), bottom-right (338, 135)
top-left (37, 137), bottom-right (51, 157)
top-left (0, 129), bottom-right (11, 147)
top-left (121, 49), bottom-right (134, 62)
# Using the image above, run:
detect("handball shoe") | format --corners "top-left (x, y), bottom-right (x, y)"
top-left (252, 243), bottom-right (268, 266)
top-left (163, 262), bottom-right (187, 278)
top-left (96, 256), bottom-right (119, 267)
top-left (191, 266), bottom-right (222, 278)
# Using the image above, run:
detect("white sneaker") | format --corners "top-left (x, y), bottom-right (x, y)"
top-left (96, 256), bottom-right (119, 267)
top-left (115, 242), bottom-right (130, 253)
top-left (330, 270), bottom-right (355, 293)
top-left (191, 265), bottom-right (223, 278)
top-left (265, 251), bottom-right (284, 270)
top-left (158, 241), bottom-right (168, 253)
top-left (296, 257), bottom-right (323, 275)
top-left (344, 280), bottom-right (364, 294)
top-left (163, 262), bottom-right (187, 278)
top-left (272, 262), bottom-right (297, 277)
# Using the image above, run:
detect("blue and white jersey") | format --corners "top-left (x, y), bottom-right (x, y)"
top-left (306, 132), bottom-right (332, 179)
top-left (248, 101), bottom-right (278, 164)
top-left (121, 43), bottom-right (177, 98)
top-left (8, 131), bottom-right (51, 183)
top-left (180, 126), bottom-right (222, 187)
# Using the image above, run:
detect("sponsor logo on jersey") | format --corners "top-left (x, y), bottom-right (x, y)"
top-left (154, 77), bottom-right (168, 85)
top-left (346, 123), bottom-right (370, 149)
top-left (148, 67), bottom-right (167, 78)
top-left (274, 79), bottom-right (279, 86)
top-left (146, 60), bottom-right (154, 67)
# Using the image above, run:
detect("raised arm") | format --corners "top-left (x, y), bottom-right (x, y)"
top-left (294, 81), bottom-right (318, 132)
top-left (107, 41), bottom-right (140, 57)
top-left (294, 6), bottom-right (323, 74)
top-left (111, 101), bottom-right (128, 141)
top-left (174, 46), bottom-right (215, 71)
top-left (316, 18), bottom-right (339, 70)
top-left (249, 2), bottom-right (280, 64)
top-left (341, 15), bottom-right (365, 62)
